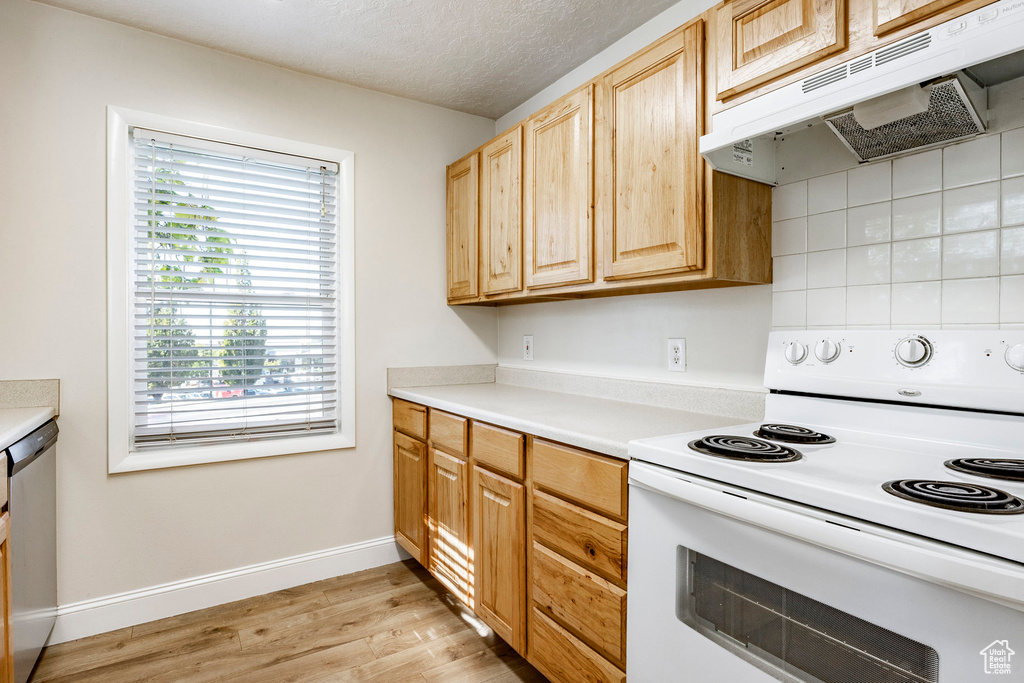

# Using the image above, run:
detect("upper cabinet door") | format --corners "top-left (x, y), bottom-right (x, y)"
top-left (446, 153), bottom-right (479, 301)
top-left (524, 86), bottom-right (595, 289)
top-left (715, 0), bottom-right (847, 100)
top-left (480, 127), bottom-right (523, 296)
top-left (872, 0), bottom-right (962, 35)
top-left (600, 21), bottom-right (705, 281)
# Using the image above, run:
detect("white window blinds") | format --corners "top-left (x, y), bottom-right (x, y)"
top-left (131, 128), bottom-right (340, 450)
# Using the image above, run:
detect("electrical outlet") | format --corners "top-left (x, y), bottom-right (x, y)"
top-left (668, 338), bottom-right (686, 371)
top-left (523, 335), bottom-right (534, 361)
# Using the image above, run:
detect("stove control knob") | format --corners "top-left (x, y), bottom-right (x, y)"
top-left (784, 341), bottom-right (808, 365)
top-left (814, 339), bottom-right (841, 364)
top-left (1006, 344), bottom-right (1024, 372)
top-left (895, 335), bottom-right (933, 368)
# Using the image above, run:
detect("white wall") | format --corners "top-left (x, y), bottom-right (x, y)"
top-left (495, 0), bottom-right (718, 133)
top-left (493, 0), bottom-right (771, 390)
top-left (0, 0), bottom-right (497, 605)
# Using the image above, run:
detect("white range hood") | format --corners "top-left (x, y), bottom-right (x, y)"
top-left (700, 0), bottom-right (1024, 185)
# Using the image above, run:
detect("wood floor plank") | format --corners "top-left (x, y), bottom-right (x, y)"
top-left (32, 561), bottom-right (546, 683)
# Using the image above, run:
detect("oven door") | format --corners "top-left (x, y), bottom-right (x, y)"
top-left (627, 461), bottom-right (1024, 683)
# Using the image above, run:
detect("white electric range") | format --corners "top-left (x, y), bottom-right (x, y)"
top-left (626, 330), bottom-right (1024, 683)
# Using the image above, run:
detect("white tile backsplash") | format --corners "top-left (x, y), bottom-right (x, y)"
top-left (1002, 175), bottom-right (1024, 227)
top-left (808, 171), bottom-right (847, 215)
top-left (892, 193), bottom-right (941, 240)
top-left (847, 285), bottom-right (891, 326)
top-left (847, 162), bottom-right (891, 207)
top-left (1002, 227), bottom-right (1024, 275)
top-left (847, 244), bottom-right (891, 286)
top-left (773, 181), bottom-right (807, 221)
top-left (847, 203), bottom-right (891, 246)
top-left (807, 210), bottom-right (847, 252)
top-left (942, 230), bottom-right (999, 280)
top-left (772, 127), bottom-right (1024, 331)
top-left (891, 282), bottom-right (941, 326)
top-left (942, 278), bottom-right (999, 324)
top-left (1001, 275), bottom-right (1024, 323)
top-left (893, 149), bottom-right (942, 199)
top-left (943, 136), bottom-right (1001, 189)
top-left (807, 249), bottom-right (846, 289)
top-left (892, 237), bottom-right (941, 283)
top-left (943, 182), bottom-right (999, 234)
top-left (1003, 128), bottom-right (1024, 179)
top-left (772, 254), bottom-right (807, 291)
top-left (772, 217), bottom-right (807, 256)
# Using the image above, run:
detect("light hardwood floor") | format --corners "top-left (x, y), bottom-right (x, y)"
top-left (32, 560), bottom-right (547, 683)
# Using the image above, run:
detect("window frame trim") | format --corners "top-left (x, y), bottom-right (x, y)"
top-left (107, 106), bottom-right (356, 473)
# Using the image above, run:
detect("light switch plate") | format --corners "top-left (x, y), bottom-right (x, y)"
top-left (523, 335), bottom-right (534, 361)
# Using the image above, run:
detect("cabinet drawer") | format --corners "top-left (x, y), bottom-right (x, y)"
top-left (533, 490), bottom-right (626, 585)
top-left (532, 439), bottom-right (627, 520)
top-left (529, 607), bottom-right (625, 683)
top-left (532, 542), bottom-right (626, 666)
top-left (471, 422), bottom-right (524, 480)
top-left (393, 399), bottom-right (427, 440)
top-left (429, 409), bottom-right (467, 456)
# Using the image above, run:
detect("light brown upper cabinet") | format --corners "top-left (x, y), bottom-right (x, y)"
top-left (714, 0), bottom-right (848, 100)
top-left (446, 152), bottom-right (479, 302)
top-left (599, 21), bottom-right (705, 281)
top-left (524, 86), bottom-right (595, 289)
top-left (480, 127), bottom-right (523, 296)
top-left (872, 0), bottom-right (962, 35)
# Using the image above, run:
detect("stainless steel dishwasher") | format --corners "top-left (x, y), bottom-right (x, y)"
top-left (5, 419), bottom-right (57, 683)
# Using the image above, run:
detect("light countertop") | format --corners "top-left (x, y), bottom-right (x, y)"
top-left (389, 383), bottom-right (749, 460)
top-left (0, 407), bottom-right (56, 452)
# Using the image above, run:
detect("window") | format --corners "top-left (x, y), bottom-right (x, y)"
top-left (107, 108), bottom-right (354, 472)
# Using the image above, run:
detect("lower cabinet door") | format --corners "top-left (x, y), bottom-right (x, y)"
top-left (472, 466), bottom-right (526, 653)
top-left (428, 448), bottom-right (472, 606)
top-left (0, 514), bottom-right (12, 683)
top-left (393, 431), bottom-right (427, 564)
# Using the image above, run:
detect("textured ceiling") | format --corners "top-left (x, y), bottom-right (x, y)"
top-left (34, 0), bottom-right (681, 118)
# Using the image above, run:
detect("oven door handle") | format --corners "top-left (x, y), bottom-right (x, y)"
top-left (630, 460), bottom-right (1024, 611)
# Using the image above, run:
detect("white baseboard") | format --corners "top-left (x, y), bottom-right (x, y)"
top-left (50, 535), bottom-right (408, 645)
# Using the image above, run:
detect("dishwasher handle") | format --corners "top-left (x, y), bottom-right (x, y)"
top-left (629, 459), bottom-right (1024, 611)
top-left (7, 420), bottom-right (58, 476)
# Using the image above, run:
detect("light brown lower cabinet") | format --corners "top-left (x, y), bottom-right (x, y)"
top-left (0, 513), bottom-right (13, 683)
top-left (392, 401), bottom-right (628, 681)
top-left (472, 466), bottom-right (526, 651)
top-left (427, 447), bottom-right (472, 606)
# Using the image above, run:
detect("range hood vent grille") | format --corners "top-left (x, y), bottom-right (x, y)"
top-left (803, 64), bottom-right (848, 93)
top-left (823, 77), bottom-right (985, 161)
top-left (875, 33), bottom-right (932, 66)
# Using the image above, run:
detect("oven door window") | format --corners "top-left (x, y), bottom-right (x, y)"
top-left (678, 548), bottom-right (940, 683)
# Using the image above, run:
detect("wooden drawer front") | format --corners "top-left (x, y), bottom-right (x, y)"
top-left (715, 0), bottom-right (847, 100)
top-left (393, 432), bottom-right (427, 564)
top-left (393, 399), bottom-right (427, 440)
top-left (471, 422), bottom-right (524, 480)
top-left (533, 490), bottom-right (626, 586)
top-left (532, 439), bottom-right (627, 521)
top-left (532, 542), bottom-right (626, 666)
top-left (529, 607), bottom-right (625, 683)
top-left (429, 409), bottom-right (467, 456)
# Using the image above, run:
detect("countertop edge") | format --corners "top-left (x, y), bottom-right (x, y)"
top-left (0, 407), bottom-right (57, 452)
top-left (390, 387), bottom-right (630, 458)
